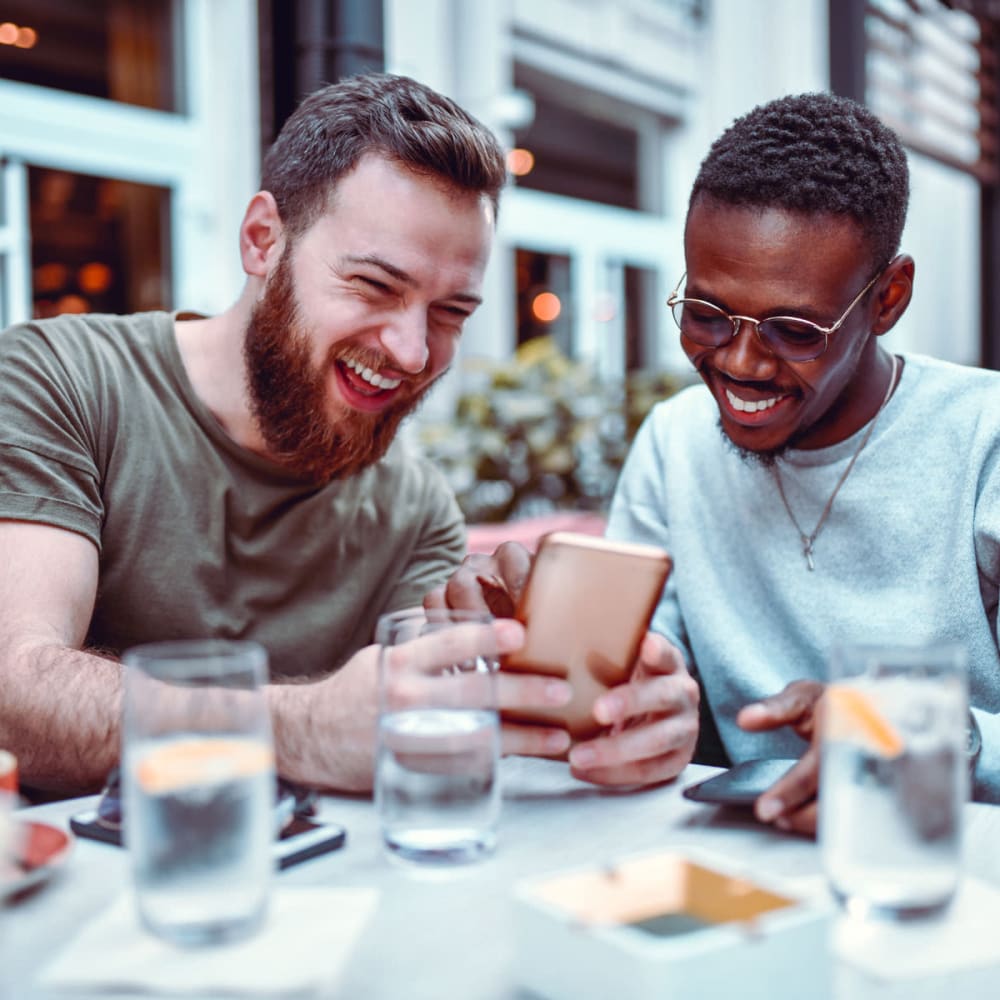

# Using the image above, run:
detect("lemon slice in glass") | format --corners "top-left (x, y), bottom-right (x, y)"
top-left (823, 684), bottom-right (905, 758)
top-left (137, 737), bottom-right (273, 794)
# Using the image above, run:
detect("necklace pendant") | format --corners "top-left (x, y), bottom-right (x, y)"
top-left (802, 537), bottom-right (816, 571)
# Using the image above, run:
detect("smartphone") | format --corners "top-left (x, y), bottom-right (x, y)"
top-left (681, 758), bottom-right (798, 807)
top-left (68, 810), bottom-right (347, 870)
top-left (502, 531), bottom-right (672, 741)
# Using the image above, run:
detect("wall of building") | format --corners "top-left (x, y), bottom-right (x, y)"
top-left (385, 0), bottom-right (982, 381)
top-left (0, 0), bottom-right (980, 369)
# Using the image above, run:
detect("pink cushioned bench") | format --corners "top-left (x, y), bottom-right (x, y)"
top-left (465, 511), bottom-right (607, 555)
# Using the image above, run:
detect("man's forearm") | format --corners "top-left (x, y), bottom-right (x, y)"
top-left (0, 637), bottom-right (121, 793)
top-left (266, 663), bottom-right (377, 794)
top-left (2, 635), bottom-right (380, 796)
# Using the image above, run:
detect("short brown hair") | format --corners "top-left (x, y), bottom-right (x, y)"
top-left (261, 72), bottom-right (507, 236)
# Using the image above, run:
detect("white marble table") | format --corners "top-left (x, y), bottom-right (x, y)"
top-left (4, 759), bottom-right (1000, 999)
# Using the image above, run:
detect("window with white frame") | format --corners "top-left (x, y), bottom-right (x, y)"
top-left (0, 0), bottom-right (258, 329)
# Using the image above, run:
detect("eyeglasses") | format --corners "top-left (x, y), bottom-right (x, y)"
top-left (666, 267), bottom-right (885, 362)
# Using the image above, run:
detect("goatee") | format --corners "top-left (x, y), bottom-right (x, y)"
top-left (717, 418), bottom-right (783, 468)
top-left (243, 248), bottom-right (428, 484)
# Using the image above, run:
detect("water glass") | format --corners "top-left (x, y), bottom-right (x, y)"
top-left (122, 640), bottom-right (275, 945)
top-left (819, 642), bottom-right (968, 919)
top-left (375, 607), bottom-right (501, 866)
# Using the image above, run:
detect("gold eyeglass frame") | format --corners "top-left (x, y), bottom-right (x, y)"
top-left (666, 266), bottom-right (887, 362)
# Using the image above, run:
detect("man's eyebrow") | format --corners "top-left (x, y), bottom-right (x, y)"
top-left (344, 254), bottom-right (483, 305)
top-left (344, 254), bottom-right (416, 285)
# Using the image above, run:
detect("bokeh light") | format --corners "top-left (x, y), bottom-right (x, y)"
top-left (506, 148), bottom-right (536, 177)
top-left (78, 262), bottom-right (114, 295)
top-left (531, 291), bottom-right (562, 323)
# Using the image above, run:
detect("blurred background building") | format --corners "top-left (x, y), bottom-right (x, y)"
top-left (0, 0), bottom-right (996, 521)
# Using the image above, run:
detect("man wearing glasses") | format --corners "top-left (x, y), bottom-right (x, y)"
top-left (440, 92), bottom-right (1000, 830)
top-left (608, 90), bottom-right (1000, 830)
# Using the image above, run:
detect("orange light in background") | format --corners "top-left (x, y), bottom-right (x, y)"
top-left (0, 23), bottom-right (18, 45)
top-left (15, 26), bottom-right (37, 48)
top-left (56, 294), bottom-right (89, 315)
top-left (531, 291), bottom-right (562, 323)
top-left (34, 262), bottom-right (69, 293)
top-left (507, 148), bottom-right (535, 177)
top-left (78, 261), bottom-right (114, 295)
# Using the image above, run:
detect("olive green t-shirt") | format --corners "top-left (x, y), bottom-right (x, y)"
top-left (0, 312), bottom-right (466, 677)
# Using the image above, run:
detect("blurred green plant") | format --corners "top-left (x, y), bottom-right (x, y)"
top-left (417, 337), bottom-right (693, 523)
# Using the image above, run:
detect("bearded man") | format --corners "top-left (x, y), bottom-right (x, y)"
top-left (0, 73), bottom-right (569, 797)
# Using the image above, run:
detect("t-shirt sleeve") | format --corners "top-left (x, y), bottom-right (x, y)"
top-left (381, 468), bottom-right (466, 613)
top-left (0, 322), bottom-right (104, 548)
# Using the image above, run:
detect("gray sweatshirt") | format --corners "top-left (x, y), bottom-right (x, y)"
top-left (608, 352), bottom-right (1000, 802)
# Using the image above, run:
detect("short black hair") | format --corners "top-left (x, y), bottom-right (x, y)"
top-left (261, 72), bottom-right (507, 238)
top-left (689, 92), bottom-right (909, 270)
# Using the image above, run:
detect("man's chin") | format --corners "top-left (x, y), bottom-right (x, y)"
top-left (279, 393), bottom-right (424, 483)
top-left (717, 418), bottom-right (785, 468)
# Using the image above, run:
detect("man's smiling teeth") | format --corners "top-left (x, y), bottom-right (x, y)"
top-left (725, 388), bottom-right (781, 413)
top-left (344, 357), bottom-right (402, 391)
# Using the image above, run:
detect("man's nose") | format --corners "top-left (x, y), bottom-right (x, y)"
top-left (380, 309), bottom-right (430, 374)
top-left (718, 317), bottom-right (775, 376)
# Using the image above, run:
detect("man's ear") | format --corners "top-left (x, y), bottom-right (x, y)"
top-left (872, 253), bottom-right (915, 336)
top-left (239, 191), bottom-right (285, 278)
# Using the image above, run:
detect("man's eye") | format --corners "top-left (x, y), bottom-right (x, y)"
top-left (431, 303), bottom-right (472, 325)
top-left (357, 276), bottom-right (391, 294)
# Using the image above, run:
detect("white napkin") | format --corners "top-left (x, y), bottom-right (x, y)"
top-left (38, 887), bottom-right (378, 996)
top-left (832, 877), bottom-right (1000, 980)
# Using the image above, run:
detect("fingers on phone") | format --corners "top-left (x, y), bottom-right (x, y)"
top-left (755, 748), bottom-right (819, 833)
top-left (594, 671), bottom-right (699, 727)
top-left (772, 800), bottom-right (817, 836)
top-left (493, 542), bottom-right (532, 603)
top-left (422, 586), bottom-right (446, 610)
top-left (387, 621), bottom-right (505, 671)
top-left (441, 563), bottom-right (495, 614)
top-left (501, 721), bottom-right (570, 758)
top-left (569, 713), bottom-right (696, 773)
top-left (495, 671), bottom-right (571, 709)
top-left (570, 748), bottom-right (690, 788)
top-left (739, 680), bottom-right (825, 731)
top-left (638, 633), bottom-right (686, 675)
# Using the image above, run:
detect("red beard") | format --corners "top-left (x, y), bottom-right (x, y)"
top-left (242, 248), bottom-right (427, 484)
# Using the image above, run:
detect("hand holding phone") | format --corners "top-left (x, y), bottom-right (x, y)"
top-left (502, 532), bottom-right (672, 742)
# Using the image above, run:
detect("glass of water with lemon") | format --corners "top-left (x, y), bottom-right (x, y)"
top-left (819, 643), bottom-right (968, 919)
top-left (122, 640), bottom-right (275, 945)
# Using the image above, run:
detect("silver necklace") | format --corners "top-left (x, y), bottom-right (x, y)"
top-left (773, 353), bottom-right (899, 571)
